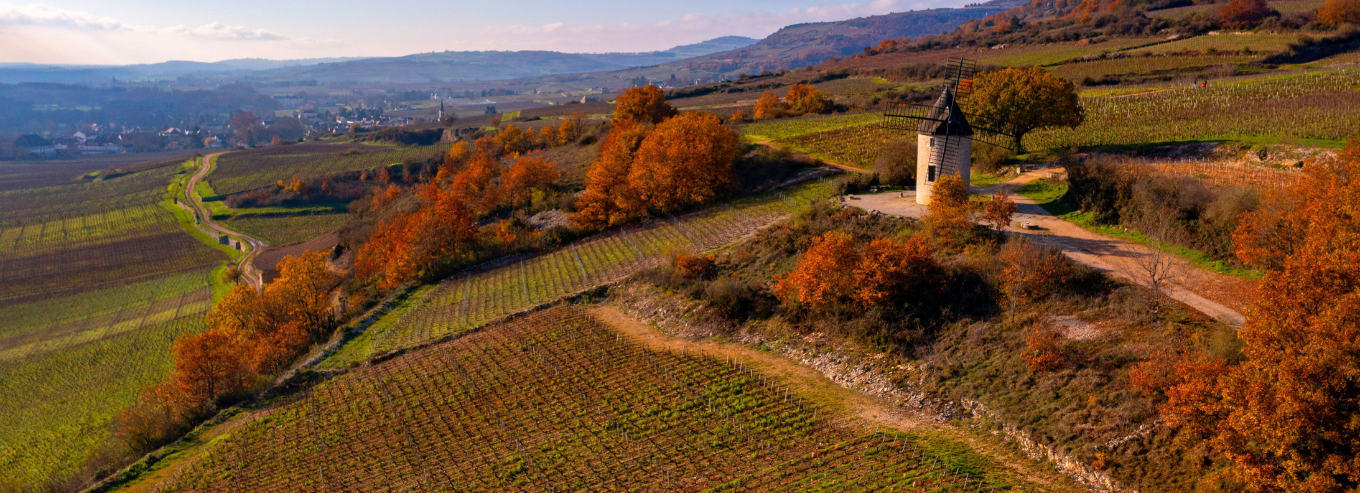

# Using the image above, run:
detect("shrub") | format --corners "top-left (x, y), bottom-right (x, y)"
top-left (998, 237), bottom-right (1076, 308)
top-left (1023, 320), bottom-right (1065, 372)
top-left (874, 138), bottom-right (917, 186)
top-left (674, 254), bottom-right (719, 279)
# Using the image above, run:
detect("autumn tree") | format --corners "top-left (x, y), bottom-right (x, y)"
top-left (1163, 141), bottom-right (1360, 491)
top-left (493, 124), bottom-right (532, 156)
top-left (1232, 188), bottom-right (1306, 271)
top-left (777, 232), bottom-right (941, 313)
top-left (170, 329), bottom-right (247, 410)
top-left (557, 115), bottom-right (584, 145)
top-left (1219, 0), bottom-right (1278, 28)
top-left (501, 155), bottom-right (560, 207)
top-left (1318, 0), bottom-right (1360, 25)
top-left (924, 173), bottom-right (977, 248)
top-left (775, 231), bottom-right (860, 311)
top-left (614, 85), bottom-right (677, 125)
top-left (851, 235), bottom-right (941, 308)
top-left (969, 67), bottom-right (1084, 153)
top-left (753, 90), bottom-right (789, 120)
top-left (572, 123), bottom-right (651, 229)
top-left (537, 125), bottom-right (559, 148)
top-left (983, 190), bottom-right (1018, 231)
top-left (1024, 320), bottom-right (1065, 372)
top-left (786, 84), bottom-right (830, 115)
top-left (997, 237), bottom-right (1075, 314)
top-left (265, 251), bottom-right (333, 337)
top-left (627, 112), bottom-right (741, 215)
top-left (229, 111), bottom-right (262, 145)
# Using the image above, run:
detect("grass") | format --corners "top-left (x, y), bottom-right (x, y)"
top-left (970, 170), bottom-right (1009, 187)
top-left (1017, 178), bottom-right (1262, 278)
top-left (1126, 33), bottom-right (1300, 55)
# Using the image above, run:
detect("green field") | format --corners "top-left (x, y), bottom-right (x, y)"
top-left (738, 113), bottom-right (882, 143)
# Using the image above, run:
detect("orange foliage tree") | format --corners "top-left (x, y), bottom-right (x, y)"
top-left (1319, 0), bottom-right (1360, 25)
top-left (852, 235), bottom-right (941, 308)
top-left (753, 90), bottom-right (789, 120)
top-left (997, 237), bottom-right (1075, 309)
top-left (924, 173), bottom-right (977, 248)
top-left (501, 155), bottom-right (560, 207)
top-left (1218, 0), bottom-right (1277, 28)
top-left (613, 85), bottom-right (677, 125)
top-left (493, 124), bottom-right (532, 156)
top-left (775, 231), bottom-right (860, 311)
top-left (557, 115), bottom-right (584, 145)
top-left (776, 232), bottom-right (941, 313)
top-left (571, 123), bottom-right (651, 229)
top-left (786, 84), bottom-right (830, 115)
top-left (627, 112), bottom-right (742, 215)
top-left (983, 190), bottom-right (1018, 231)
top-left (1163, 141), bottom-right (1360, 491)
top-left (1023, 321), bottom-right (1065, 372)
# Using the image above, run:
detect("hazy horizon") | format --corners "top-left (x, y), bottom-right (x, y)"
top-left (0, 0), bottom-right (974, 65)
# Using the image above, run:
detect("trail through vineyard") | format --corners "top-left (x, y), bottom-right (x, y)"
top-left (854, 168), bottom-right (1254, 326)
top-left (181, 153), bottom-right (267, 289)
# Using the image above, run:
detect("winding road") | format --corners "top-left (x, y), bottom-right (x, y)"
top-left (848, 168), bottom-right (1252, 327)
top-left (182, 153), bottom-right (269, 290)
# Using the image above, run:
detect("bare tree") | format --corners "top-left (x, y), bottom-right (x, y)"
top-left (1136, 208), bottom-right (1182, 318)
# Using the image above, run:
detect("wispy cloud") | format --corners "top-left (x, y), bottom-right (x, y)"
top-left (0, 3), bottom-right (124, 30)
top-left (0, 3), bottom-right (341, 63)
top-left (167, 22), bottom-right (289, 41)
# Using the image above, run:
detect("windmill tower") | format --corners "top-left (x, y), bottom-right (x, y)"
top-left (882, 58), bottom-right (1015, 205)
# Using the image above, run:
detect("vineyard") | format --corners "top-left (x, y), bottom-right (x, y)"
top-left (324, 180), bottom-right (838, 367)
top-left (0, 270), bottom-right (215, 490)
top-left (221, 211), bottom-right (352, 246)
top-left (0, 156), bottom-right (232, 487)
top-left (209, 143), bottom-right (451, 196)
top-left (1049, 54), bottom-right (1263, 81)
top-left (738, 113), bottom-right (881, 143)
top-left (153, 307), bottom-right (1021, 492)
top-left (1149, 160), bottom-right (1306, 190)
top-left (1026, 68), bottom-right (1360, 150)
top-left (0, 204), bottom-right (224, 307)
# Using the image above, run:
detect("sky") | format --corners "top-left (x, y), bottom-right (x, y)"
top-left (0, 0), bottom-right (973, 65)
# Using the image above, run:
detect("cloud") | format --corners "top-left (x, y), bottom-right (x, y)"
top-left (0, 3), bottom-right (124, 30)
top-left (167, 22), bottom-right (289, 41)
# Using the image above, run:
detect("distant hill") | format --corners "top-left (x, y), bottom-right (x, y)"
top-left (0, 37), bottom-right (758, 86)
top-left (679, 0), bottom-right (1026, 75)
top-left (252, 37), bottom-right (760, 85)
top-left (0, 57), bottom-right (366, 84)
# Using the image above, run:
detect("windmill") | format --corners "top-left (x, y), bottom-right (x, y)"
top-left (880, 58), bottom-right (1016, 205)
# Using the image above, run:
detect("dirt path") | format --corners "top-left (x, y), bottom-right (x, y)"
top-left (183, 153), bottom-right (268, 290)
top-left (852, 168), bottom-right (1251, 327)
top-left (588, 305), bottom-right (1087, 492)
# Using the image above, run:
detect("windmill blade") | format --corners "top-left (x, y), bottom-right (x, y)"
top-left (944, 58), bottom-right (978, 101)
top-left (879, 103), bottom-right (943, 131)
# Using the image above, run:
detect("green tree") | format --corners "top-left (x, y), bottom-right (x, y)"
top-left (968, 67), bottom-right (1084, 153)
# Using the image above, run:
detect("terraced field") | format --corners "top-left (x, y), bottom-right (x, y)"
top-left (324, 180), bottom-right (837, 367)
top-left (152, 307), bottom-right (1018, 492)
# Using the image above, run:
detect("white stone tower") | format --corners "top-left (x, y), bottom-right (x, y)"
top-left (914, 87), bottom-right (973, 206)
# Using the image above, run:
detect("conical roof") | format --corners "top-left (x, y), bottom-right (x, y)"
top-left (917, 87), bottom-right (973, 137)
